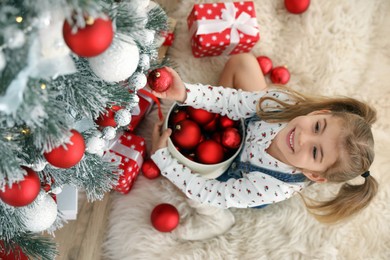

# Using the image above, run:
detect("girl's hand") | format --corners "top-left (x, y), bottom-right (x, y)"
top-left (150, 67), bottom-right (187, 103)
top-left (151, 118), bottom-right (172, 155)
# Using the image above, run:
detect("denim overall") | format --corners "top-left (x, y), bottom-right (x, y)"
top-left (216, 115), bottom-right (307, 208)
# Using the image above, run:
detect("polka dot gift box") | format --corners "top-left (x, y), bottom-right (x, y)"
top-left (104, 131), bottom-right (146, 194)
top-left (187, 1), bottom-right (260, 58)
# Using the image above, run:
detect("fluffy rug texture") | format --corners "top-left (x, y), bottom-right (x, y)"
top-left (103, 0), bottom-right (390, 259)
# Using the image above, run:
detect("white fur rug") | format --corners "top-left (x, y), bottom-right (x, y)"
top-left (103, 0), bottom-right (390, 259)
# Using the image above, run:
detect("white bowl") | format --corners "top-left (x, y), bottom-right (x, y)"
top-left (164, 103), bottom-right (244, 179)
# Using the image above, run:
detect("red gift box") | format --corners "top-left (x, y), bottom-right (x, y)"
top-left (187, 1), bottom-right (260, 58)
top-left (105, 132), bottom-right (146, 194)
top-left (128, 88), bottom-right (155, 131)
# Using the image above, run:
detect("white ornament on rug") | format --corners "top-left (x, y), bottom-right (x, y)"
top-left (128, 72), bottom-right (147, 90)
top-left (114, 109), bottom-right (132, 127)
top-left (19, 192), bottom-right (58, 233)
top-left (88, 34), bottom-right (139, 82)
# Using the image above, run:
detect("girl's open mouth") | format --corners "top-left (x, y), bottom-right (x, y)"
top-left (287, 128), bottom-right (295, 152)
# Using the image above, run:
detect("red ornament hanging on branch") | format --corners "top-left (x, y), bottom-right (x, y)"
top-left (95, 105), bottom-right (122, 128)
top-left (63, 15), bottom-right (114, 57)
top-left (147, 67), bottom-right (173, 92)
top-left (284, 0), bottom-right (311, 14)
top-left (0, 167), bottom-right (40, 207)
top-left (44, 130), bottom-right (85, 168)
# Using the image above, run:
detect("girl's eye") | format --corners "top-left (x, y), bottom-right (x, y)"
top-left (315, 122), bottom-right (320, 133)
top-left (313, 147), bottom-right (317, 159)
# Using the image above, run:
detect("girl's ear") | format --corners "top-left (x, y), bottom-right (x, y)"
top-left (302, 171), bottom-right (328, 183)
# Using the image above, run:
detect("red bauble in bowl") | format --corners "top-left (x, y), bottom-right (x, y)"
top-left (44, 130), bottom-right (85, 168)
top-left (0, 167), bottom-right (40, 207)
top-left (196, 140), bottom-right (225, 164)
top-left (270, 66), bottom-right (290, 85)
top-left (63, 16), bottom-right (114, 57)
top-left (221, 127), bottom-right (242, 149)
top-left (219, 115), bottom-right (237, 129)
top-left (256, 56), bottom-right (273, 75)
top-left (170, 109), bottom-right (188, 125)
top-left (187, 107), bottom-right (216, 125)
top-left (147, 67), bottom-right (173, 92)
top-left (172, 119), bottom-right (201, 150)
top-left (151, 203), bottom-right (180, 232)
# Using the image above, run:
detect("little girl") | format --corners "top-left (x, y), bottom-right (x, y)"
top-left (150, 53), bottom-right (378, 240)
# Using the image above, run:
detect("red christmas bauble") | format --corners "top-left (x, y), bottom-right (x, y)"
top-left (151, 203), bottom-right (180, 232)
top-left (0, 241), bottom-right (28, 260)
top-left (202, 117), bottom-right (218, 132)
top-left (141, 159), bottom-right (160, 179)
top-left (270, 66), bottom-right (290, 85)
top-left (95, 105), bottom-right (122, 127)
top-left (63, 17), bottom-right (114, 57)
top-left (256, 56), bottom-right (273, 75)
top-left (0, 167), bottom-right (40, 207)
top-left (187, 107), bottom-right (216, 125)
top-left (44, 130), bottom-right (85, 168)
top-left (221, 127), bottom-right (242, 149)
top-left (285, 0), bottom-right (310, 14)
top-left (212, 132), bottom-right (222, 143)
top-left (147, 67), bottom-right (173, 92)
top-left (170, 109), bottom-right (188, 125)
top-left (172, 120), bottom-right (201, 150)
top-left (219, 115), bottom-right (237, 129)
top-left (196, 140), bottom-right (224, 164)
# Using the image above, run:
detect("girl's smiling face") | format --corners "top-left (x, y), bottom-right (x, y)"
top-left (268, 111), bottom-right (343, 181)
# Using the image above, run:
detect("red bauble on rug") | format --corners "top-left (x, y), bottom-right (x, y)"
top-left (284, 0), bottom-right (310, 14)
top-left (270, 66), bottom-right (290, 85)
top-left (63, 16), bottom-right (114, 57)
top-left (196, 140), bottom-right (224, 164)
top-left (44, 130), bottom-right (85, 168)
top-left (187, 107), bottom-right (216, 125)
top-left (151, 203), bottom-right (180, 232)
top-left (141, 159), bottom-right (161, 180)
top-left (147, 67), bottom-right (173, 92)
top-left (221, 127), bottom-right (241, 149)
top-left (0, 167), bottom-right (40, 207)
top-left (256, 56), bottom-right (273, 75)
top-left (172, 120), bottom-right (201, 150)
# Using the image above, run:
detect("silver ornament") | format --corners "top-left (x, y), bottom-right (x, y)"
top-left (138, 54), bottom-right (150, 71)
top-left (128, 72), bottom-right (147, 91)
top-left (86, 135), bottom-right (106, 155)
top-left (114, 109), bottom-right (132, 126)
top-left (19, 192), bottom-right (58, 233)
top-left (102, 126), bottom-right (117, 140)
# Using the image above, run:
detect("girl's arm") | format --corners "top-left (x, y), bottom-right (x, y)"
top-left (151, 148), bottom-right (301, 209)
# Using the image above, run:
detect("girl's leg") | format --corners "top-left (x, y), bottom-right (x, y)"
top-left (218, 53), bottom-right (267, 91)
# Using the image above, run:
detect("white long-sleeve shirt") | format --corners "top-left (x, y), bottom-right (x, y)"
top-left (151, 83), bottom-right (308, 209)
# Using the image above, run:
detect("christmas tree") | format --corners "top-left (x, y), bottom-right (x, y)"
top-left (0, 0), bottom-right (167, 258)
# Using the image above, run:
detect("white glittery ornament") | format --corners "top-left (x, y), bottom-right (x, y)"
top-left (20, 192), bottom-right (58, 233)
top-left (102, 126), bottom-right (116, 140)
top-left (4, 27), bottom-right (25, 49)
top-left (0, 51), bottom-right (5, 72)
top-left (142, 29), bottom-right (155, 46)
top-left (114, 109), bottom-right (132, 126)
top-left (88, 35), bottom-right (139, 82)
top-left (138, 54), bottom-right (150, 71)
top-left (86, 135), bottom-right (106, 156)
top-left (31, 158), bottom-right (47, 172)
top-left (128, 72), bottom-right (147, 91)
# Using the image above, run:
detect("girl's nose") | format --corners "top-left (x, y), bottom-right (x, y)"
top-left (298, 131), bottom-right (314, 147)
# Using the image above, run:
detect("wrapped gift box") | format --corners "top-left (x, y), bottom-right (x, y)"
top-left (187, 1), bottom-right (260, 58)
top-left (105, 132), bottom-right (146, 194)
top-left (128, 88), bottom-right (156, 131)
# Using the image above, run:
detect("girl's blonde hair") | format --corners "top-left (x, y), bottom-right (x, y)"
top-left (257, 87), bottom-right (378, 223)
